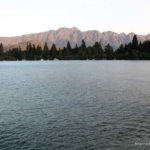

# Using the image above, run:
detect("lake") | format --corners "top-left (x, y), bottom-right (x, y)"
top-left (0, 61), bottom-right (150, 150)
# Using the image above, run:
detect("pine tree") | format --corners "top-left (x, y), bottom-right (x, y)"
top-left (105, 44), bottom-right (114, 60)
top-left (79, 40), bottom-right (87, 59)
top-left (64, 41), bottom-right (72, 58)
top-left (72, 44), bottom-right (79, 58)
top-left (132, 35), bottom-right (138, 50)
top-left (0, 43), bottom-right (4, 55)
top-left (26, 43), bottom-right (34, 60)
top-left (92, 42), bottom-right (103, 59)
top-left (50, 43), bottom-right (57, 59)
top-left (43, 42), bottom-right (49, 60)
top-left (35, 45), bottom-right (42, 60)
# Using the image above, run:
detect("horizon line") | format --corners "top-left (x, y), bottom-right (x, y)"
top-left (0, 27), bottom-right (149, 37)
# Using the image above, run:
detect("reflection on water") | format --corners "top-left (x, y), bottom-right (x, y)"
top-left (0, 61), bottom-right (150, 150)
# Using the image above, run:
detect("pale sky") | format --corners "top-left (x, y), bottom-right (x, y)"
top-left (0, 0), bottom-right (150, 36)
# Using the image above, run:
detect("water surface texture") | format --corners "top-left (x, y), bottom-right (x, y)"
top-left (0, 61), bottom-right (150, 150)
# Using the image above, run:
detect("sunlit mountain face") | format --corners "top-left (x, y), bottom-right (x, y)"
top-left (0, 27), bottom-right (150, 51)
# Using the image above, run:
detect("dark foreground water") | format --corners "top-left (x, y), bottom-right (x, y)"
top-left (0, 61), bottom-right (150, 150)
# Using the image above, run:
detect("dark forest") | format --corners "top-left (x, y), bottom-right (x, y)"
top-left (0, 35), bottom-right (150, 60)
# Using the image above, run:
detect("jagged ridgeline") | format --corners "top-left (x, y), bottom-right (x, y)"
top-left (1, 27), bottom-right (150, 50)
top-left (0, 35), bottom-right (150, 60)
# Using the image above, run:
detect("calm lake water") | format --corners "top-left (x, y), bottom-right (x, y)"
top-left (0, 61), bottom-right (150, 150)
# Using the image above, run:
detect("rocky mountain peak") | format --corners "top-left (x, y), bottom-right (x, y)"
top-left (0, 27), bottom-right (149, 50)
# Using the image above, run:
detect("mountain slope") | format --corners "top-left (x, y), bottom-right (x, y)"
top-left (0, 27), bottom-right (150, 50)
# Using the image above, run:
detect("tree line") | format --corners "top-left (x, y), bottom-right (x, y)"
top-left (0, 35), bottom-right (150, 60)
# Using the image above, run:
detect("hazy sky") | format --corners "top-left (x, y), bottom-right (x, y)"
top-left (0, 0), bottom-right (150, 36)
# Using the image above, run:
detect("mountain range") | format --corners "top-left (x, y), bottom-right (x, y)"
top-left (0, 27), bottom-right (150, 50)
